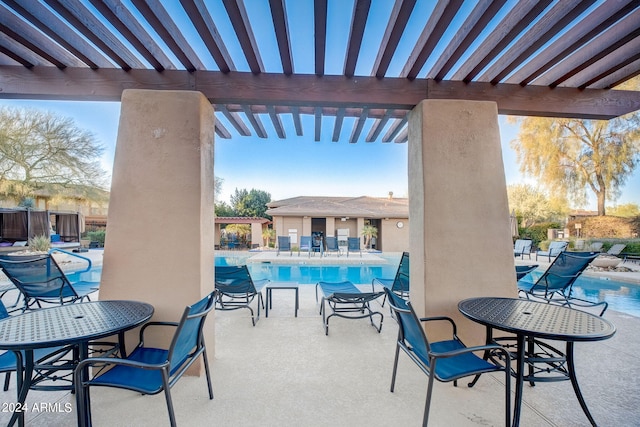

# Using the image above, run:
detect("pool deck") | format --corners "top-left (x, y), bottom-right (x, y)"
top-left (0, 249), bottom-right (638, 426)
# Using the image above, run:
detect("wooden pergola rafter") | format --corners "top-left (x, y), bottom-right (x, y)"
top-left (0, 0), bottom-right (638, 143)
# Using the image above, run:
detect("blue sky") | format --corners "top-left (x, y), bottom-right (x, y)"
top-left (1, 97), bottom-right (638, 211)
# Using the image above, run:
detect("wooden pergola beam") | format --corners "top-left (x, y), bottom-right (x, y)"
top-left (1, 66), bottom-right (638, 119)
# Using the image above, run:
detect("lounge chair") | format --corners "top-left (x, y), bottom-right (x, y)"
top-left (588, 242), bottom-right (603, 252)
top-left (215, 265), bottom-right (268, 326)
top-left (513, 239), bottom-right (532, 259)
top-left (315, 281), bottom-right (384, 335)
top-left (518, 251), bottom-right (607, 315)
top-left (0, 254), bottom-right (99, 310)
top-left (514, 264), bottom-right (538, 281)
top-left (606, 243), bottom-right (626, 256)
top-left (385, 289), bottom-right (511, 426)
top-left (276, 236), bottom-right (292, 256)
top-left (299, 236), bottom-right (312, 257)
top-left (346, 237), bottom-right (361, 257)
top-left (535, 241), bottom-right (568, 262)
top-left (372, 251), bottom-right (409, 306)
top-left (74, 292), bottom-right (215, 427)
top-left (324, 236), bottom-right (341, 256)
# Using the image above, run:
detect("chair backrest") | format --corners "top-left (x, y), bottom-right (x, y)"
top-left (589, 242), bottom-right (603, 252)
top-left (0, 300), bottom-right (8, 319)
top-left (0, 255), bottom-right (77, 299)
top-left (347, 237), bottom-right (360, 250)
top-left (515, 264), bottom-right (538, 281)
top-left (514, 239), bottom-right (532, 253)
top-left (325, 236), bottom-right (338, 250)
top-left (607, 244), bottom-right (626, 255)
top-left (299, 236), bottom-right (312, 250)
top-left (532, 252), bottom-right (598, 293)
top-left (167, 291), bottom-right (215, 374)
top-left (391, 252), bottom-right (410, 294)
top-left (277, 236), bottom-right (291, 250)
top-left (214, 265), bottom-right (258, 294)
top-left (385, 288), bottom-right (430, 363)
top-left (547, 241), bottom-right (568, 255)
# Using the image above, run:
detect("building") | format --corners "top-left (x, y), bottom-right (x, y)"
top-left (266, 195), bottom-right (409, 252)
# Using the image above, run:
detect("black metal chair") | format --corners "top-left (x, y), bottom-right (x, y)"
top-left (385, 289), bottom-right (511, 426)
top-left (214, 265), bottom-right (268, 326)
top-left (74, 291), bottom-right (215, 427)
top-left (0, 254), bottom-right (99, 311)
top-left (517, 251), bottom-right (607, 315)
top-left (315, 281), bottom-right (383, 335)
top-left (372, 251), bottom-right (409, 306)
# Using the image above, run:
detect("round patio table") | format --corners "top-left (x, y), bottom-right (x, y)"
top-left (458, 297), bottom-right (615, 427)
top-left (0, 300), bottom-right (154, 427)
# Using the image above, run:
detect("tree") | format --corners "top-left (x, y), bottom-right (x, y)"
top-left (214, 201), bottom-right (235, 217)
top-left (607, 203), bottom-right (640, 218)
top-left (510, 93), bottom-right (640, 216)
top-left (361, 225), bottom-right (378, 249)
top-left (0, 107), bottom-right (107, 202)
top-left (507, 184), bottom-right (567, 228)
top-left (230, 188), bottom-right (271, 218)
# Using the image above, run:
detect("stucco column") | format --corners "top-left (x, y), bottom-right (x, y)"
top-left (100, 89), bottom-right (215, 372)
top-left (251, 222), bottom-right (262, 247)
top-left (325, 217), bottom-right (336, 237)
top-left (408, 99), bottom-right (517, 345)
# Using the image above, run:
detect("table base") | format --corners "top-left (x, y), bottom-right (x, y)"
top-left (265, 284), bottom-right (299, 318)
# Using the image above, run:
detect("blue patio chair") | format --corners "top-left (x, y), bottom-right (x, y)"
top-left (535, 241), bottom-right (568, 262)
top-left (385, 289), bottom-right (511, 426)
top-left (215, 265), bottom-right (268, 326)
top-left (74, 291), bottom-right (215, 427)
top-left (372, 251), bottom-right (409, 306)
top-left (324, 236), bottom-right (341, 256)
top-left (276, 236), bottom-right (292, 256)
top-left (346, 237), bottom-right (361, 257)
top-left (513, 239), bottom-right (532, 259)
top-left (514, 264), bottom-right (538, 281)
top-left (0, 300), bottom-right (73, 392)
top-left (0, 254), bottom-right (99, 311)
top-left (299, 236), bottom-right (312, 257)
top-left (315, 281), bottom-right (383, 335)
top-left (518, 251), bottom-right (607, 315)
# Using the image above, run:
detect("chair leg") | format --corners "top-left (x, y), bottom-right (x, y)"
top-left (424, 367), bottom-right (437, 426)
top-left (161, 370), bottom-right (177, 427)
top-left (202, 349), bottom-right (214, 400)
top-left (390, 341), bottom-right (401, 392)
top-left (3, 372), bottom-right (10, 391)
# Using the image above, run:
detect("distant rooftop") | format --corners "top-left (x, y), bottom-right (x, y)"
top-left (266, 195), bottom-right (408, 218)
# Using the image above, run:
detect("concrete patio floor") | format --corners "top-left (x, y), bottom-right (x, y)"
top-left (1, 282), bottom-right (638, 427)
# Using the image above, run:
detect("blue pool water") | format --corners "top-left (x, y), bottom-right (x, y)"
top-left (71, 258), bottom-right (640, 318)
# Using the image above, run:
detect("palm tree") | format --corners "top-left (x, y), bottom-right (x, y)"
top-left (361, 225), bottom-right (378, 249)
top-left (262, 228), bottom-right (275, 248)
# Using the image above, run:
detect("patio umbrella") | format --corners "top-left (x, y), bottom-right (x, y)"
top-left (510, 210), bottom-right (519, 238)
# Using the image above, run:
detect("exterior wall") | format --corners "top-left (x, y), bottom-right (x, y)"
top-left (408, 99), bottom-right (516, 346)
top-left (100, 90), bottom-right (215, 374)
top-left (278, 217), bottom-right (304, 246)
top-left (379, 217), bottom-right (409, 252)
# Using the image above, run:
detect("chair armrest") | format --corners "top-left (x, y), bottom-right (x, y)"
top-left (419, 316), bottom-right (457, 336)
top-left (75, 355), bottom-right (170, 374)
top-left (429, 343), bottom-right (511, 370)
top-left (139, 321), bottom-right (179, 344)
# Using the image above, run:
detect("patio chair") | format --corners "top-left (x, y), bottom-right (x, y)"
top-left (0, 254), bottom-right (99, 311)
top-left (518, 251), bottom-right (607, 315)
top-left (588, 242), bottom-right (603, 252)
top-left (74, 291), bottom-right (215, 427)
top-left (514, 264), bottom-right (538, 281)
top-left (299, 236), bottom-right (312, 257)
top-left (215, 265), bottom-right (268, 326)
top-left (276, 236), bottom-right (292, 256)
top-left (513, 239), bottom-right (532, 259)
top-left (606, 243), bottom-right (626, 256)
top-left (535, 241), bottom-right (568, 262)
top-left (346, 237), bottom-right (361, 257)
top-left (315, 281), bottom-right (384, 335)
top-left (372, 251), bottom-right (409, 306)
top-left (324, 236), bottom-right (341, 256)
top-left (385, 289), bottom-right (511, 426)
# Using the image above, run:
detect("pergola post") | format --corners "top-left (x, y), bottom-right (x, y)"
top-left (408, 99), bottom-right (517, 345)
top-left (99, 89), bottom-right (215, 373)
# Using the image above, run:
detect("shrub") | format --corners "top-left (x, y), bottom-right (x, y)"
top-left (519, 222), bottom-right (562, 247)
top-left (567, 216), bottom-right (636, 238)
top-left (87, 230), bottom-right (106, 245)
top-left (27, 234), bottom-right (50, 252)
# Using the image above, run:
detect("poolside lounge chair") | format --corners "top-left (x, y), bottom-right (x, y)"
top-left (324, 236), bottom-right (341, 256)
top-left (299, 236), bottom-right (312, 257)
top-left (276, 236), bottom-right (292, 256)
top-left (514, 264), bottom-right (538, 281)
top-left (518, 251), bottom-right (607, 315)
top-left (513, 239), bottom-right (532, 259)
top-left (74, 291), bottom-right (215, 427)
top-left (385, 289), bottom-right (511, 426)
top-left (0, 254), bottom-right (99, 311)
top-left (606, 243), bottom-right (626, 256)
top-left (347, 237), bottom-right (361, 257)
top-left (588, 242), bottom-right (603, 252)
top-left (372, 251), bottom-right (409, 306)
top-left (315, 281), bottom-right (384, 335)
top-left (535, 241), bottom-right (568, 262)
top-left (215, 265), bottom-right (268, 326)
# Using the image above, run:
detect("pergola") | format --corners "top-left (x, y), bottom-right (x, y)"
top-left (1, 0), bottom-right (639, 141)
top-left (1, 0), bottom-right (639, 365)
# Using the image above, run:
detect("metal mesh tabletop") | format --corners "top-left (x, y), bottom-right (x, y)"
top-left (458, 297), bottom-right (616, 341)
top-left (0, 300), bottom-right (154, 350)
